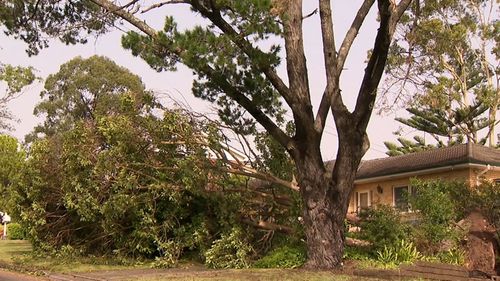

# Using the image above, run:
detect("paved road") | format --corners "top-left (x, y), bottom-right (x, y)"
top-left (0, 269), bottom-right (46, 281)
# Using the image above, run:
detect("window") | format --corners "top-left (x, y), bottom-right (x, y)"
top-left (393, 186), bottom-right (410, 211)
top-left (356, 191), bottom-right (371, 212)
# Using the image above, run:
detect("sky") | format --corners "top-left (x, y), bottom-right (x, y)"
top-left (0, 1), bottom-right (414, 160)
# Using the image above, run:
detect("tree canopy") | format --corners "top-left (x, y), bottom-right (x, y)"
top-left (382, 0), bottom-right (499, 146)
top-left (27, 55), bottom-right (152, 141)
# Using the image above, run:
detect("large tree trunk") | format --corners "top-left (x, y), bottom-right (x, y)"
top-left (296, 135), bottom-right (367, 269)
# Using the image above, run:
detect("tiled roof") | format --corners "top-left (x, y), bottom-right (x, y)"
top-left (355, 143), bottom-right (500, 180)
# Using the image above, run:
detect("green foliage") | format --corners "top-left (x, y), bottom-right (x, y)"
top-left (343, 246), bottom-right (372, 261)
top-left (0, 64), bottom-right (36, 95)
top-left (376, 240), bottom-right (421, 267)
top-left (28, 55), bottom-right (151, 141)
top-left (0, 64), bottom-right (37, 131)
top-left (357, 205), bottom-right (410, 252)
top-left (253, 245), bottom-right (306, 268)
top-left (0, 135), bottom-right (25, 211)
top-left (447, 181), bottom-right (500, 238)
top-left (434, 248), bottom-right (465, 265)
top-left (409, 179), bottom-right (460, 253)
top-left (384, 0), bottom-right (499, 145)
top-left (11, 56), bottom-right (249, 264)
top-left (120, 2), bottom-right (285, 134)
top-left (384, 135), bottom-right (438, 156)
top-left (204, 227), bottom-right (253, 269)
top-left (0, 0), bottom-right (111, 56)
top-left (6, 223), bottom-right (27, 240)
top-left (395, 104), bottom-right (488, 146)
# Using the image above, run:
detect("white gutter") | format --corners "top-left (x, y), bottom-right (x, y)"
top-left (354, 163), bottom-right (500, 185)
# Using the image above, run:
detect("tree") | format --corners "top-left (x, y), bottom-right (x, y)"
top-left (381, 0), bottom-right (499, 146)
top-left (13, 56), bottom-right (237, 261)
top-left (0, 134), bottom-right (25, 211)
top-left (26, 55), bottom-right (152, 141)
top-left (4, 0), bottom-right (413, 268)
top-left (0, 64), bottom-right (36, 131)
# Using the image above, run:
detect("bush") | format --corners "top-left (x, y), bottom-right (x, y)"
top-left (447, 181), bottom-right (500, 239)
top-left (254, 245), bottom-right (306, 268)
top-left (343, 245), bottom-right (372, 261)
top-left (204, 227), bottom-right (253, 269)
top-left (357, 205), bottom-right (410, 252)
top-left (409, 179), bottom-right (462, 253)
top-left (6, 223), bottom-right (27, 240)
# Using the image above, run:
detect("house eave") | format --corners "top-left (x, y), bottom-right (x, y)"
top-left (354, 163), bottom-right (500, 185)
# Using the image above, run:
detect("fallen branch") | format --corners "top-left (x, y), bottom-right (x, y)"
top-left (240, 218), bottom-right (294, 234)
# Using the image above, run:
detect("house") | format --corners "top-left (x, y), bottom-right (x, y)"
top-left (348, 143), bottom-right (500, 213)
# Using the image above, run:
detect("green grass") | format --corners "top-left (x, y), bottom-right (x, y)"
top-left (0, 240), bottom-right (149, 273)
top-left (131, 269), bottom-right (367, 281)
top-left (0, 240), bottom-right (32, 263)
top-left (0, 241), bottom-right (392, 281)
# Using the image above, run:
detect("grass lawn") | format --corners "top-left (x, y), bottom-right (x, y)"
top-left (130, 269), bottom-right (371, 281)
top-left (0, 240), bottom-right (32, 263)
top-left (0, 240), bottom-right (387, 281)
top-left (0, 239), bottom-right (147, 273)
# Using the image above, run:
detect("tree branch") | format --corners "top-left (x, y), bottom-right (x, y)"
top-left (219, 164), bottom-right (299, 192)
top-left (240, 218), bottom-right (294, 234)
top-left (395, 0), bottom-right (413, 23)
top-left (90, 0), bottom-right (157, 36)
top-left (336, 0), bottom-right (375, 72)
top-left (314, 0), bottom-right (338, 135)
top-left (190, 1), bottom-right (294, 110)
top-left (89, 0), bottom-right (294, 151)
top-left (141, 0), bottom-right (189, 14)
top-left (352, 0), bottom-right (398, 130)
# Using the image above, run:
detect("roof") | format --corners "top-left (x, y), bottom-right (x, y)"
top-left (356, 143), bottom-right (500, 180)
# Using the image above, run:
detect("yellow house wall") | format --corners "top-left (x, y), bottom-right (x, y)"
top-left (348, 166), bottom-right (500, 213)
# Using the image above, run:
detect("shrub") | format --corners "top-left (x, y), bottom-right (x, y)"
top-left (6, 223), bottom-right (27, 240)
top-left (254, 245), bottom-right (306, 268)
top-left (343, 245), bottom-right (372, 261)
top-left (409, 179), bottom-right (462, 253)
top-left (446, 181), bottom-right (500, 259)
top-left (204, 227), bottom-right (253, 269)
top-left (357, 205), bottom-right (410, 252)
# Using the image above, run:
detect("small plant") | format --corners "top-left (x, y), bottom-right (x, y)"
top-left (376, 246), bottom-right (398, 268)
top-left (254, 245), bottom-right (306, 268)
top-left (435, 248), bottom-right (465, 265)
top-left (204, 227), bottom-right (253, 269)
top-left (376, 239), bottom-right (421, 267)
top-left (396, 239), bottom-right (422, 263)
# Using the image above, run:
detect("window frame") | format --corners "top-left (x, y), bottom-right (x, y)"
top-left (393, 185), bottom-right (411, 212)
top-left (356, 190), bottom-right (372, 213)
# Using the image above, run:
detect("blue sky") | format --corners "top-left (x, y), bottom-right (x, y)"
top-left (0, 1), bottom-right (412, 159)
